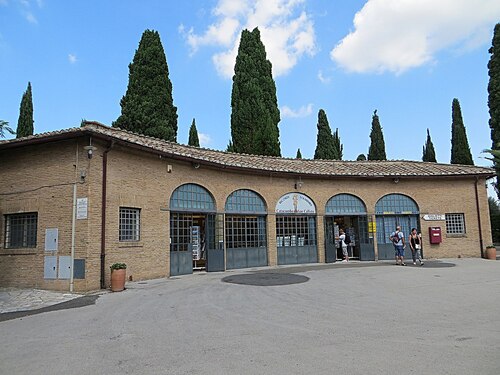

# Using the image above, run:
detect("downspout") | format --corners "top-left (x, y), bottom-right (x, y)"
top-left (100, 141), bottom-right (114, 289)
top-left (474, 177), bottom-right (484, 258)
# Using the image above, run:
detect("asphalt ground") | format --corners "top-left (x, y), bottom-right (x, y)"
top-left (0, 258), bottom-right (499, 375)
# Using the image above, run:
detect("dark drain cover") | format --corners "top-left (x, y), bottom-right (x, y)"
top-left (222, 273), bottom-right (309, 286)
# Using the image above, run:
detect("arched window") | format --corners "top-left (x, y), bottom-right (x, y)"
top-left (225, 189), bottom-right (267, 214)
top-left (375, 194), bottom-right (419, 215)
top-left (170, 184), bottom-right (215, 212)
top-left (325, 194), bottom-right (367, 215)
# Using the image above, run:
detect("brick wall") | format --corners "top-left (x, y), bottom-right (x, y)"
top-left (0, 136), bottom-right (493, 292)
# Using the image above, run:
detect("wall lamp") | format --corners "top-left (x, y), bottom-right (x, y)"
top-left (84, 145), bottom-right (97, 159)
top-left (393, 177), bottom-right (400, 184)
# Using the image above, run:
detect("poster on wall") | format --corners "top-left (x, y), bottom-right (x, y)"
top-left (77, 198), bottom-right (88, 219)
top-left (275, 193), bottom-right (316, 214)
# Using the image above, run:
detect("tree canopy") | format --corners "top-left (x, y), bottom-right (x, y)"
top-left (422, 128), bottom-right (437, 162)
top-left (113, 29), bottom-right (178, 142)
top-left (230, 27), bottom-right (280, 156)
top-left (450, 98), bottom-right (474, 165)
top-left (296, 148), bottom-right (302, 159)
top-left (314, 109), bottom-right (338, 160)
top-left (488, 23), bottom-right (500, 197)
top-left (188, 118), bottom-right (200, 147)
top-left (16, 82), bottom-right (34, 138)
top-left (367, 110), bottom-right (387, 160)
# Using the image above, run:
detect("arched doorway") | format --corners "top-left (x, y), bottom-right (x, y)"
top-left (324, 194), bottom-right (374, 262)
top-left (275, 192), bottom-right (318, 265)
top-left (375, 194), bottom-right (420, 260)
top-left (225, 189), bottom-right (268, 269)
top-left (169, 183), bottom-right (224, 275)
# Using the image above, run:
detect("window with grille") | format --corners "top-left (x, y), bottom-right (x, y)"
top-left (326, 194), bottom-right (366, 215)
top-left (225, 216), bottom-right (266, 249)
top-left (375, 194), bottom-right (419, 215)
top-left (4, 212), bottom-right (38, 249)
top-left (170, 184), bottom-right (215, 212)
top-left (119, 208), bottom-right (140, 241)
top-left (225, 189), bottom-right (266, 213)
top-left (445, 213), bottom-right (465, 235)
top-left (276, 216), bottom-right (317, 247)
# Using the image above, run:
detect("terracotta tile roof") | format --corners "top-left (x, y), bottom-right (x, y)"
top-left (1, 121), bottom-right (495, 179)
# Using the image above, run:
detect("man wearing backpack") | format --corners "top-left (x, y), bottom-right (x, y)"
top-left (339, 229), bottom-right (349, 262)
top-left (390, 225), bottom-right (406, 266)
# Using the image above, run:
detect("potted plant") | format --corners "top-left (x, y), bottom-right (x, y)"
top-left (485, 245), bottom-right (497, 260)
top-left (110, 263), bottom-right (127, 291)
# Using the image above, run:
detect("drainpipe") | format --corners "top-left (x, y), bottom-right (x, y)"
top-left (70, 143), bottom-right (79, 292)
top-left (474, 177), bottom-right (484, 258)
top-left (100, 141), bottom-right (114, 289)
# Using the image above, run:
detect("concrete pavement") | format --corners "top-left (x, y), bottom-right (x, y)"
top-left (0, 258), bottom-right (499, 375)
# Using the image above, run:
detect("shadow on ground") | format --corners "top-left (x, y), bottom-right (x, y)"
top-left (0, 295), bottom-right (99, 323)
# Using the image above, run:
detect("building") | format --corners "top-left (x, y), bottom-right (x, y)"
top-left (0, 121), bottom-right (495, 292)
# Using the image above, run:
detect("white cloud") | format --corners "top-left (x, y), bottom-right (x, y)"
top-left (331, 0), bottom-right (500, 74)
top-left (181, 0), bottom-right (317, 78)
top-left (317, 70), bottom-right (331, 84)
top-left (198, 133), bottom-right (212, 147)
top-left (281, 103), bottom-right (313, 118)
top-left (68, 53), bottom-right (77, 64)
top-left (25, 12), bottom-right (37, 23)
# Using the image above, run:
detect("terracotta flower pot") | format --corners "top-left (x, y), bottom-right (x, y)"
top-left (111, 269), bottom-right (126, 291)
top-left (485, 247), bottom-right (497, 260)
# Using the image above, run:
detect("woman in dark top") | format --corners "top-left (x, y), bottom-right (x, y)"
top-left (409, 228), bottom-right (424, 266)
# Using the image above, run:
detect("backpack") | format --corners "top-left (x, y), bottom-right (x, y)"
top-left (344, 234), bottom-right (351, 245)
top-left (392, 232), bottom-right (400, 244)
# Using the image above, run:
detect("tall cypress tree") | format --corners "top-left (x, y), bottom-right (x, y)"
top-left (230, 28), bottom-right (280, 156)
top-left (188, 118), bottom-right (200, 147)
top-left (296, 148), bottom-right (302, 159)
top-left (422, 128), bottom-right (437, 162)
top-left (450, 98), bottom-right (474, 165)
top-left (314, 109), bottom-right (337, 159)
top-left (488, 23), bottom-right (500, 197)
top-left (16, 82), bottom-right (34, 138)
top-left (114, 29), bottom-right (178, 142)
top-left (333, 128), bottom-right (343, 160)
top-left (367, 110), bottom-right (387, 160)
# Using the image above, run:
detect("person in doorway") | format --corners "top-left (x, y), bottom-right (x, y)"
top-left (409, 228), bottom-right (424, 266)
top-left (338, 229), bottom-right (349, 262)
top-left (390, 225), bottom-right (406, 266)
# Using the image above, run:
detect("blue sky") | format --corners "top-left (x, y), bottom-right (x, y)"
top-left (1, 0), bottom-right (500, 172)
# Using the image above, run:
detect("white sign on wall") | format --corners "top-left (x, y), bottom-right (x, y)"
top-left (275, 193), bottom-right (316, 214)
top-left (422, 214), bottom-right (445, 221)
top-left (77, 198), bottom-right (88, 219)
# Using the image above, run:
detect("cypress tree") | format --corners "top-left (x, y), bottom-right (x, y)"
top-left (333, 128), bottom-right (343, 160)
top-left (296, 148), bottom-right (302, 159)
top-left (450, 98), bottom-right (474, 165)
top-left (230, 28), bottom-right (280, 156)
top-left (188, 118), bottom-right (200, 147)
top-left (488, 23), bottom-right (500, 197)
top-left (422, 128), bottom-right (437, 162)
top-left (314, 109), bottom-right (337, 159)
top-left (367, 110), bottom-right (387, 160)
top-left (16, 82), bottom-right (34, 138)
top-left (114, 29), bottom-right (178, 142)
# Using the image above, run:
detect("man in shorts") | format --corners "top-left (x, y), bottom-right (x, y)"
top-left (390, 225), bottom-right (406, 266)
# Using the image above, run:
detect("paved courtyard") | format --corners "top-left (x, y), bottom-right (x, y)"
top-left (0, 258), bottom-right (499, 375)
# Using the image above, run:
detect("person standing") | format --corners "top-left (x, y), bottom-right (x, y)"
top-left (409, 228), bottom-right (424, 266)
top-left (390, 225), bottom-right (406, 266)
top-left (338, 229), bottom-right (349, 262)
